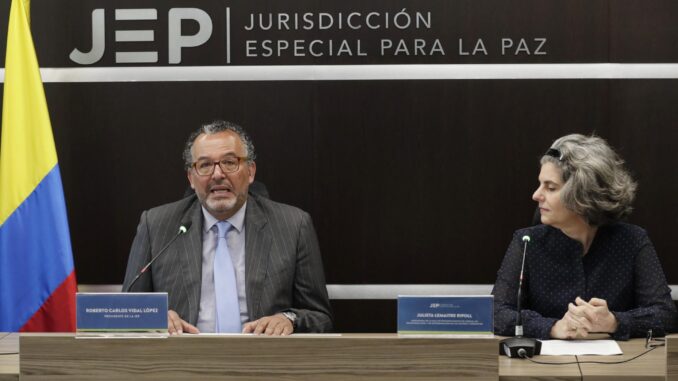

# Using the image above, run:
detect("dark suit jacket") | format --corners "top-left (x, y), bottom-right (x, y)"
top-left (122, 193), bottom-right (333, 332)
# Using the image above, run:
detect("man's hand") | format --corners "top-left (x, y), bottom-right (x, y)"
top-left (574, 297), bottom-right (618, 333)
top-left (168, 309), bottom-right (199, 335)
top-left (242, 313), bottom-right (293, 336)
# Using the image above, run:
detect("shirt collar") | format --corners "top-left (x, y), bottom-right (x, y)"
top-left (201, 202), bottom-right (247, 234)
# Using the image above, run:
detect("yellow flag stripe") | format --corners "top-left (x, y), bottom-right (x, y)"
top-left (0, 0), bottom-right (58, 225)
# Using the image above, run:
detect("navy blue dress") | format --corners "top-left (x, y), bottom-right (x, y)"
top-left (492, 222), bottom-right (677, 340)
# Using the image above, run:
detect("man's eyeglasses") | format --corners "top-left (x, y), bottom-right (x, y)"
top-left (192, 156), bottom-right (248, 176)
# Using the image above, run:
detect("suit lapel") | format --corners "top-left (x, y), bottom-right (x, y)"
top-left (176, 196), bottom-right (204, 324)
top-left (244, 195), bottom-right (272, 319)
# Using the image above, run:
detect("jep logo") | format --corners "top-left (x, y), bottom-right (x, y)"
top-left (70, 7), bottom-right (231, 65)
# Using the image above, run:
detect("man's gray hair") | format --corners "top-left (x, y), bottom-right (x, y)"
top-left (182, 120), bottom-right (257, 170)
top-left (541, 133), bottom-right (637, 226)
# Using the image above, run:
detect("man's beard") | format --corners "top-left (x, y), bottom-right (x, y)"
top-left (205, 193), bottom-right (239, 215)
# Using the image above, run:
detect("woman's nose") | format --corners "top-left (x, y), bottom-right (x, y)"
top-left (532, 187), bottom-right (543, 202)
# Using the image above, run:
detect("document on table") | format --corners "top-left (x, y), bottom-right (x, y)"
top-left (540, 340), bottom-right (623, 355)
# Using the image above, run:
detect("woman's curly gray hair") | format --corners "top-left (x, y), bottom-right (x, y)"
top-left (541, 134), bottom-right (637, 226)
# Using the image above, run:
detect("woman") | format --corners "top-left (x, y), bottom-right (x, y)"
top-left (492, 134), bottom-right (677, 340)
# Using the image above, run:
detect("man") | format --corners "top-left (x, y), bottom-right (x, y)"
top-left (122, 120), bottom-right (333, 335)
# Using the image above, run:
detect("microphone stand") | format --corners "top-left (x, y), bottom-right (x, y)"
top-left (124, 222), bottom-right (191, 293)
top-left (499, 235), bottom-right (542, 358)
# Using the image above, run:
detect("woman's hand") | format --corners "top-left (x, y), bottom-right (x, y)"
top-left (574, 297), bottom-right (619, 333)
top-left (550, 297), bottom-right (618, 339)
top-left (551, 301), bottom-right (593, 339)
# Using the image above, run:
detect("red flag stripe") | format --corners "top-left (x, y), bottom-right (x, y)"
top-left (20, 271), bottom-right (77, 332)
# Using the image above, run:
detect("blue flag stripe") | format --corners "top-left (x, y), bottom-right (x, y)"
top-left (0, 165), bottom-right (75, 331)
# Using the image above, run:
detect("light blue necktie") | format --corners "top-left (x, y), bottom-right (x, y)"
top-left (214, 221), bottom-right (241, 333)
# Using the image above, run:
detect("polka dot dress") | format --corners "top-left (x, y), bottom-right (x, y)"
top-left (491, 223), bottom-right (677, 340)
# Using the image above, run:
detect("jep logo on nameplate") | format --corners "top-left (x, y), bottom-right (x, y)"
top-left (397, 295), bottom-right (493, 337)
top-left (76, 293), bottom-right (168, 336)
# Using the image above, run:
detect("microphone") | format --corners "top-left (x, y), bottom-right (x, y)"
top-left (499, 234), bottom-right (542, 358)
top-left (124, 221), bottom-right (192, 293)
top-left (515, 235), bottom-right (529, 336)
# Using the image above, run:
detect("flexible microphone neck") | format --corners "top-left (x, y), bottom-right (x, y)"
top-left (499, 234), bottom-right (541, 358)
top-left (515, 235), bottom-right (530, 337)
top-left (124, 222), bottom-right (192, 293)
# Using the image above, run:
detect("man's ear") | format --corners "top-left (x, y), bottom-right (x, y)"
top-left (247, 161), bottom-right (256, 184)
top-left (187, 170), bottom-right (195, 189)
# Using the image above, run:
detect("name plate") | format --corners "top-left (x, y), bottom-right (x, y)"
top-left (76, 293), bottom-right (168, 333)
top-left (397, 295), bottom-right (493, 336)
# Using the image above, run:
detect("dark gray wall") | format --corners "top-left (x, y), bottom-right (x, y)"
top-left (1, 1), bottom-right (678, 331)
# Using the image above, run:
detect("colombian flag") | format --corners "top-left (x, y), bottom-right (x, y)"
top-left (0, 0), bottom-right (77, 331)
